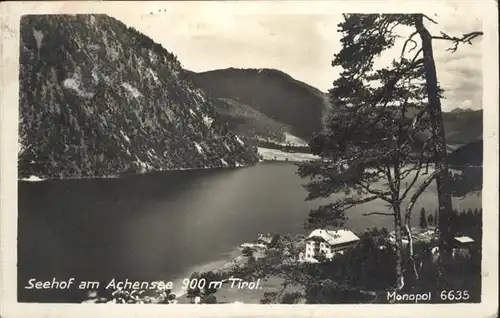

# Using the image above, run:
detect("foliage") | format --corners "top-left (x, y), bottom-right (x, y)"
top-left (427, 211), bottom-right (435, 226)
top-left (297, 14), bottom-right (441, 293)
top-left (18, 14), bottom-right (258, 179)
top-left (241, 246), bottom-right (253, 257)
top-left (279, 291), bottom-right (303, 304)
top-left (225, 231), bottom-right (395, 303)
top-left (298, 14), bottom-right (438, 227)
top-left (224, 224), bottom-right (481, 304)
top-left (211, 97), bottom-right (292, 143)
top-left (449, 208), bottom-right (483, 243)
top-left (202, 294), bottom-right (218, 304)
top-left (297, 12), bottom-right (483, 293)
top-left (185, 271), bottom-right (226, 304)
top-left (409, 209), bottom-right (482, 302)
top-left (84, 286), bottom-right (177, 304)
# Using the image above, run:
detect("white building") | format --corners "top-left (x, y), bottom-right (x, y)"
top-left (300, 229), bottom-right (360, 263)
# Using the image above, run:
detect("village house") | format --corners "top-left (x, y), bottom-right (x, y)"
top-left (388, 227), bottom-right (439, 247)
top-left (240, 233), bottom-right (275, 259)
top-left (256, 233), bottom-right (274, 246)
top-left (451, 236), bottom-right (475, 260)
top-left (453, 235), bottom-right (475, 247)
top-left (299, 229), bottom-right (360, 263)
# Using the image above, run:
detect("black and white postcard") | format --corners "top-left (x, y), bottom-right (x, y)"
top-left (1, 1), bottom-right (498, 317)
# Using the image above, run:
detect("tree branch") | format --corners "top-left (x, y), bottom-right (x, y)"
top-left (401, 31), bottom-right (418, 58)
top-left (338, 195), bottom-right (383, 213)
top-left (327, 195), bottom-right (378, 215)
top-left (410, 48), bottom-right (423, 64)
top-left (362, 212), bottom-right (395, 216)
top-left (401, 167), bottom-right (422, 202)
top-left (431, 31), bottom-right (484, 53)
top-left (410, 105), bottom-right (429, 130)
top-left (422, 14), bottom-right (438, 24)
top-left (401, 170), bottom-right (438, 283)
top-left (404, 223), bottom-right (419, 281)
top-left (385, 164), bottom-right (396, 196)
top-left (400, 135), bottom-right (434, 200)
top-left (359, 181), bottom-right (392, 203)
top-left (404, 170), bottom-right (438, 223)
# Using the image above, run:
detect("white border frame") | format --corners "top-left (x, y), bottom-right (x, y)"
top-left (1, 1), bottom-right (498, 317)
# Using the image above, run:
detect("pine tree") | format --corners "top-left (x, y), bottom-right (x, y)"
top-left (298, 13), bottom-right (483, 291)
top-left (298, 15), bottom-right (438, 290)
top-left (419, 208), bottom-right (428, 229)
top-left (427, 212), bottom-right (434, 226)
top-left (412, 15), bottom-right (482, 260)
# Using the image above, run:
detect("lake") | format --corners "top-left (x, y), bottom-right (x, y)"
top-left (17, 162), bottom-right (481, 302)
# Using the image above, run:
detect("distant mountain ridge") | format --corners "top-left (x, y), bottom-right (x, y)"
top-left (447, 140), bottom-right (483, 167)
top-left (449, 107), bottom-right (475, 113)
top-left (442, 109), bottom-right (483, 145)
top-left (184, 67), bottom-right (481, 148)
top-left (212, 97), bottom-right (292, 143)
top-left (18, 14), bottom-right (258, 179)
top-left (183, 68), bottom-right (328, 142)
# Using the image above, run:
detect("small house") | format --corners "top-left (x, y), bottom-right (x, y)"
top-left (450, 236), bottom-right (476, 261)
top-left (453, 236), bottom-right (475, 248)
top-left (240, 242), bottom-right (268, 259)
top-left (300, 229), bottom-right (360, 263)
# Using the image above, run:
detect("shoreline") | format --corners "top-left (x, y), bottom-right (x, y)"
top-left (18, 143), bottom-right (479, 182)
top-left (76, 222), bottom-right (479, 304)
top-left (18, 162), bottom-right (254, 182)
top-left (172, 253), bottom-right (249, 303)
top-left (257, 147), bottom-right (319, 162)
top-left (18, 153), bottom-right (316, 182)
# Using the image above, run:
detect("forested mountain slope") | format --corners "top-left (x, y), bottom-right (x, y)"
top-left (447, 140), bottom-right (483, 167)
top-left (184, 67), bottom-right (480, 147)
top-left (18, 14), bottom-right (258, 179)
top-left (442, 109), bottom-right (482, 145)
top-left (184, 68), bottom-right (328, 141)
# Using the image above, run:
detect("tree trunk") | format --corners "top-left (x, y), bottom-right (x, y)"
top-left (414, 15), bottom-right (454, 261)
top-left (393, 204), bottom-right (405, 290)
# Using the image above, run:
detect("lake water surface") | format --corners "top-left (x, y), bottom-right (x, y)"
top-left (18, 162), bottom-right (481, 302)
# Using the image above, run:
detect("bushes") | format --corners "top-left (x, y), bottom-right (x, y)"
top-left (419, 208), bottom-right (428, 229)
top-left (185, 271), bottom-right (226, 304)
top-left (241, 246), bottom-right (253, 257)
top-left (417, 207), bottom-right (482, 242)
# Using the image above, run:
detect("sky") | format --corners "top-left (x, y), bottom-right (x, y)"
top-left (113, 3), bottom-right (484, 111)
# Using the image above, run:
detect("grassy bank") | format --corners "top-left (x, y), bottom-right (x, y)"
top-left (257, 147), bottom-right (319, 162)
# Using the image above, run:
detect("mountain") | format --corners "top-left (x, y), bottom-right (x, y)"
top-left (212, 97), bottom-right (291, 143)
top-left (442, 109), bottom-right (483, 145)
top-left (449, 107), bottom-right (475, 113)
top-left (447, 140), bottom-right (483, 167)
top-left (184, 67), bottom-right (480, 147)
top-left (405, 109), bottom-right (482, 146)
top-left (18, 14), bottom-right (258, 179)
top-left (183, 68), bottom-right (328, 142)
